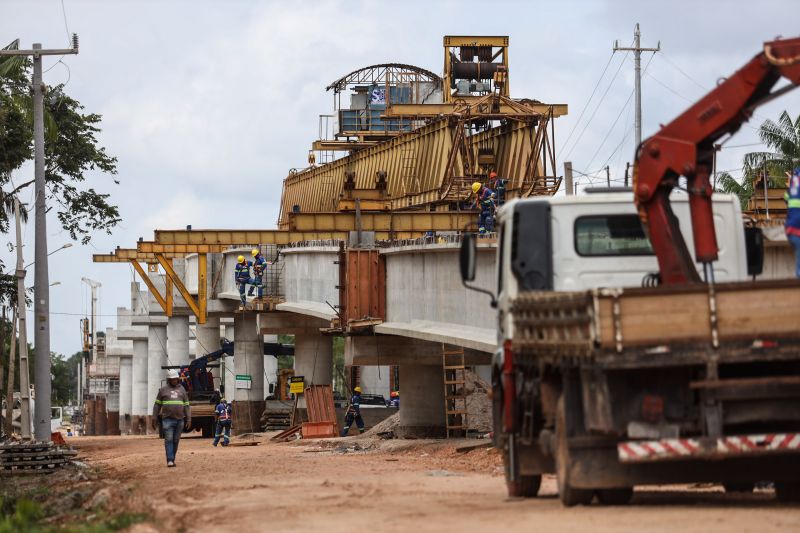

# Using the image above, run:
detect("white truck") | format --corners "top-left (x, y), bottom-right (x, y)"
top-left (460, 191), bottom-right (800, 505)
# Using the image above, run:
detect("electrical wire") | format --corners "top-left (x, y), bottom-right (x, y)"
top-left (562, 45), bottom-right (633, 162)
top-left (559, 51), bottom-right (617, 157)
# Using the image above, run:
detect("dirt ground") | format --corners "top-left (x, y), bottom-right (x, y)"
top-left (68, 434), bottom-right (800, 533)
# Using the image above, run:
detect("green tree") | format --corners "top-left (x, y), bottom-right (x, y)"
top-left (0, 39), bottom-right (120, 246)
top-left (716, 110), bottom-right (800, 209)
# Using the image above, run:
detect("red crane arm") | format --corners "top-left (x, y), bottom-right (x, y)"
top-left (634, 37), bottom-right (800, 284)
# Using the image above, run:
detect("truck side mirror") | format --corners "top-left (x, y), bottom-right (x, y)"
top-left (744, 226), bottom-right (764, 278)
top-left (460, 233), bottom-right (477, 282)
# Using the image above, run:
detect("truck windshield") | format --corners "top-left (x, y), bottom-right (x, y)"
top-left (574, 215), bottom-right (654, 256)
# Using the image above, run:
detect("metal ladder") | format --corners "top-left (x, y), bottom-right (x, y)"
top-left (442, 344), bottom-right (468, 438)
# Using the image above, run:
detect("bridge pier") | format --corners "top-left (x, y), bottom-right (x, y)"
top-left (233, 312), bottom-right (264, 434)
top-left (147, 323), bottom-right (167, 433)
top-left (294, 333), bottom-right (332, 387)
top-left (131, 337), bottom-right (148, 434)
top-left (119, 354), bottom-right (133, 435)
top-left (167, 315), bottom-right (191, 366)
top-left (398, 364), bottom-right (446, 438)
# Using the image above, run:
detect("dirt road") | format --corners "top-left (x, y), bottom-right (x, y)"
top-left (70, 435), bottom-right (800, 533)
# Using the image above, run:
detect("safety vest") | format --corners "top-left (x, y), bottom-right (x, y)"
top-left (479, 187), bottom-right (495, 211)
top-left (252, 256), bottom-right (268, 276)
top-left (348, 394), bottom-right (361, 415)
top-left (786, 172), bottom-right (800, 234)
top-left (216, 403), bottom-right (231, 421)
top-left (235, 262), bottom-right (250, 282)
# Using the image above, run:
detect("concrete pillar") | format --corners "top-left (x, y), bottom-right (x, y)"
top-left (119, 355), bottom-right (133, 434)
top-left (167, 315), bottom-right (190, 366)
top-left (222, 322), bottom-right (235, 399)
top-left (195, 316), bottom-right (221, 356)
top-left (359, 365), bottom-right (391, 397)
top-left (147, 324), bottom-right (167, 432)
top-left (398, 364), bottom-right (445, 438)
top-left (294, 333), bottom-right (333, 386)
top-left (264, 333), bottom-right (278, 398)
top-left (232, 313), bottom-right (264, 434)
top-left (131, 338), bottom-right (148, 434)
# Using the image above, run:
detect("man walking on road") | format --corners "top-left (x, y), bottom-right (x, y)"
top-left (152, 369), bottom-right (191, 467)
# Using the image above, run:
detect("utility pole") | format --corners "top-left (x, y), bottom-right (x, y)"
top-left (605, 166), bottom-right (611, 187)
top-left (0, 37), bottom-right (79, 441)
top-left (14, 199), bottom-right (32, 439)
top-left (625, 162), bottom-right (631, 187)
top-left (564, 161), bottom-right (574, 196)
top-left (81, 278), bottom-right (101, 405)
top-left (614, 23), bottom-right (660, 149)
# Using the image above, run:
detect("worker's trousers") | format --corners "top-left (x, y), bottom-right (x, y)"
top-left (213, 419), bottom-right (231, 446)
top-left (247, 275), bottom-right (264, 297)
top-left (341, 411), bottom-right (365, 436)
top-left (161, 417), bottom-right (183, 463)
top-left (237, 278), bottom-right (261, 303)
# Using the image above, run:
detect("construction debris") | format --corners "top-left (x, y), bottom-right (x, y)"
top-left (0, 440), bottom-right (79, 475)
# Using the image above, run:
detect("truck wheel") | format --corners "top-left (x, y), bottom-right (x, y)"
top-left (555, 397), bottom-right (593, 506)
top-left (201, 421), bottom-right (213, 438)
top-left (596, 488), bottom-right (634, 505)
top-left (775, 482), bottom-right (800, 502)
top-left (723, 482), bottom-right (755, 493)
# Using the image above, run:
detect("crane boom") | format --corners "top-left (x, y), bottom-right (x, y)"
top-left (634, 36), bottom-right (800, 284)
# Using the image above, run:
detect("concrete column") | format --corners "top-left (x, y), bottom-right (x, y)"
top-left (147, 324), bottom-right (167, 432)
top-left (398, 364), bottom-right (445, 438)
top-left (294, 333), bottom-right (333, 386)
top-left (264, 334), bottom-right (278, 398)
top-left (119, 355), bottom-right (133, 434)
top-left (233, 313), bottom-right (264, 434)
top-left (195, 316), bottom-right (221, 356)
top-left (167, 315), bottom-right (190, 366)
top-left (222, 322), bottom-right (235, 399)
top-left (131, 338), bottom-right (148, 434)
top-left (359, 365), bottom-right (391, 397)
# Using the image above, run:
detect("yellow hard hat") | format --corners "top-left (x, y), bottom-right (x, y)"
top-left (354, 386), bottom-right (362, 393)
top-left (472, 182), bottom-right (482, 193)
top-left (237, 255), bottom-right (245, 263)
top-left (251, 248), bottom-right (259, 257)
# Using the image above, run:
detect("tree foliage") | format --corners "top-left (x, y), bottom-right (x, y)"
top-left (716, 110), bottom-right (800, 208)
top-left (0, 39), bottom-right (120, 243)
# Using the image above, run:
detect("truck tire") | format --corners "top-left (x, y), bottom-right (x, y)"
top-left (723, 482), bottom-right (755, 493)
top-left (775, 481), bottom-right (800, 502)
top-left (596, 488), bottom-right (634, 505)
top-left (555, 397), bottom-right (594, 506)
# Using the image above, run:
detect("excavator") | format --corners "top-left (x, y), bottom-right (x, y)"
top-left (634, 35), bottom-right (800, 284)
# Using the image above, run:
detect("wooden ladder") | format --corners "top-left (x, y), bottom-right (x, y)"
top-left (442, 344), bottom-right (468, 438)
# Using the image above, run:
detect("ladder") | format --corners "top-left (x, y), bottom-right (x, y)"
top-left (442, 344), bottom-right (468, 438)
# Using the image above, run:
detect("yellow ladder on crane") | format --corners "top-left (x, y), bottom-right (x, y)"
top-left (442, 344), bottom-right (468, 438)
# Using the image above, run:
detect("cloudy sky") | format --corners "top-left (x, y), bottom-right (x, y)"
top-left (2, 0), bottom-right (799, 356)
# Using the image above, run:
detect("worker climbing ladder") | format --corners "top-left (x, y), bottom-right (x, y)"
top-left (442, 344), bottom-right (468, 438)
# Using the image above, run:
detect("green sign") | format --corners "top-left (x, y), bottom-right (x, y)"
top-left (235, 374), bottom-right (252, 390)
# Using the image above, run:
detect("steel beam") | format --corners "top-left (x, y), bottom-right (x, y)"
top-left (285, 211), bottom-right (477, 232)
top-left (130, 260), bottom-right (169, 315)
top-left (137, 241), bottom-right (227, 253)
top-left (155, 253), bottom-right (206, 324)
top-left (149, 230), bottom-right (427, 247)
top-left (384, 102), bottom-right (568, 118)
top-left (311, 140), bottom-right (380, 152)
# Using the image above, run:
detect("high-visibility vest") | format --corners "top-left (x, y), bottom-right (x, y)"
top-left (235, 262), bottom-right (250, 281)
top-left (785, 172), bottom-right (800, 233)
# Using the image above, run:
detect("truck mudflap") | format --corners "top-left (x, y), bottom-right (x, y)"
top-left (618, 433), bottom-right (800, 463)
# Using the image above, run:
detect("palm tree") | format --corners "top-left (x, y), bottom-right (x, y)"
top-left (715, 110), bottom-right (800, 209)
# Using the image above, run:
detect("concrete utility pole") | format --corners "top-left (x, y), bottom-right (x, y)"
top-left (14, 199), bottom-right (32, 439)
top-left (613, 23), bottom-right (659, 150)
top-left (81, 278), bottom-right (101, 404)
top-left (0, 37), bottom-right (79, 441)
top-left (564, 161), bottom-right (574, 196)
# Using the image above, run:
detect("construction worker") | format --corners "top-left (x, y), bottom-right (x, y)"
top-left (152, 369), bottom-right (191, 467)
top-left (340, 386), bottom-right (365, 436)
top-left (388, 390), bottom-right (399, 408)
top-left (488, 171), bottom-right (507, 206)
top-left (471, 181), bottom-right (496, 234)
top-left (785, 167), bottom-right (800, 278)
top-left (247, 248), bottom-right (269, 299)
top-left (235, 255), bottom-right (251, 306)
top-left (212, 398), bottom-right (232, 447)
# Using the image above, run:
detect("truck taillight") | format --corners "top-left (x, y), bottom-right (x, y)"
top-left (503, 339), bottom-right (515, 432)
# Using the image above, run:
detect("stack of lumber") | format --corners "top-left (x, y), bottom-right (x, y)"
top-left (261, 400), bottom-right (293, 431)
top-left (0, 441), bottom-right (78, 475)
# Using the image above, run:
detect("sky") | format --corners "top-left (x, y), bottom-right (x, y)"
top-left (2, 0), bottom-right (799, 356)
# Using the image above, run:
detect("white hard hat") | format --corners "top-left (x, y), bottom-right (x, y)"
top-left (167, 369), bottom-right (180, 380)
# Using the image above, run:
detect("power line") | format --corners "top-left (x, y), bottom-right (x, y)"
top-left (559, 51), bottom-right (616, 157)
top-left (562, 45), bottom-right (632, 161)
top-left (659, 51), bottom-right (707, 91)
